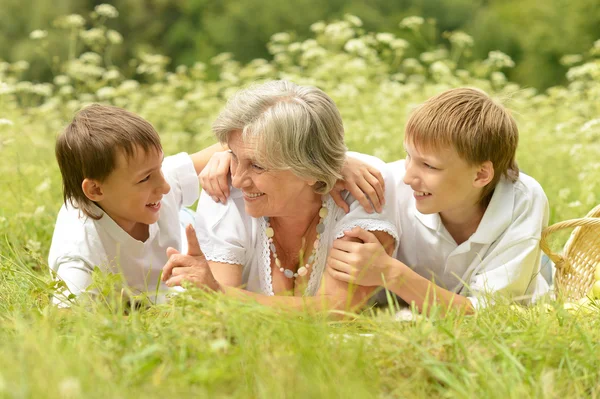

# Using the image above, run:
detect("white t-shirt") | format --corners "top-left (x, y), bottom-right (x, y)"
top-left (48, 153), bottom-right (199, 303)
top-left (387, 160), bottom-right (550, 308)
top-left (194, 153), bottom-right (399, 296)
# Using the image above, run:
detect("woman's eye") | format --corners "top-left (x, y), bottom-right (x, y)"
top-left (251, 164), bottom-right (265, 171)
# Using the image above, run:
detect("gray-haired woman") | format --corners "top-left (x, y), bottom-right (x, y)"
top-left (162, 80), bottom-right (398, 311)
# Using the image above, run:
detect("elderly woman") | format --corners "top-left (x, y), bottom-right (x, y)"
top-left (162, 80), bottom-right (398, 310)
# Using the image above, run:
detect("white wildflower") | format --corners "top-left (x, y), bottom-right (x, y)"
top-left (53, 75), bottom-right (71, 86)
top-left (107, 30), bottom-right (123, 45)
top-left (271, 32), bottom-right (291, 43)
top-left (344, 39), bottom-right (367, 54)
top-left (29, 30), bottom-right (48, 40)
top-left (376, 33), bottom-right (395, 44)
top-left (390, 39), bottom-right (409, 51)
top-left (310, 21), bottom-right (326, 33)
top-left (118, 80), bottom-right (140, 92)
top-left (12, 60), bottom-right (30, 72)
top-left (300, 39), bottom-right (319, 51)
top-left (399, 16), bottom-right (424, 30)
top-left (419, 51), bottom-right (437, 63)
top-left (484, 51), bottom-right (515, 69)
top-left (568, 200), bottom-right (582, 208)
top-left (80, 52), bottom-right (103, 65)
top-left (31, 83), bottom-right (53, 97)
top-left (0, 119), bottom-right (14, 126)
top-left (491, 71), bottom-right (507, 85)
top-left (344, 14), bottom-right (363, 27)
top-left (288, 42), bottom-right (302, 53)
top-left (96, 87), bottom-right (116, 99)
top-left (59, 86), bottom-right (75, 96)
top-left (55, 14), bottom-right (86, 29)
top-left (103, 69), bottom-right (121, 81)
top-left (566, 61), bottom-right (600, 81)
top-left (448, 31), bottom-right (474, 48)
top-left (95, 4), bottom-right (119, 19)
top-left (560, 54), bottom-right (583, 66)
top-left (210, 52), bottom-right (233, 65)
top-left (80, 28), bottom-right (106, 45)
top-left (430, 61), bottom-right (451, 77)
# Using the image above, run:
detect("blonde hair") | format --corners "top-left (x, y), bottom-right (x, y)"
top-left (56, 104), bottom-right (162, 219)
top-left (212, 80), bottom-right (346, 194)
top-left (405, 87), bottom-right (519, 205)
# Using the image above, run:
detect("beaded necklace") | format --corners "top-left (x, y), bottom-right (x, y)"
top-left (264, 199), bottom-right (329, 279)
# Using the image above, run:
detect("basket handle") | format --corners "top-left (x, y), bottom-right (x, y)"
top-left (540, 217), bottom-right (600, 267)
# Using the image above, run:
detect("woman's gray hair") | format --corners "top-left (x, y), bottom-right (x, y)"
top-left (212, 80), bottom-right (346, 194)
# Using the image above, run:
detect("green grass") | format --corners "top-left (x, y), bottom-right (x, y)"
top-left (1, 9), bottom-right (600, 398)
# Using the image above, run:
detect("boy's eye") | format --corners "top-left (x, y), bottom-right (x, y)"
top-left (139, 175), bottom-right (151, 183)
top-left (424, 163), bottom-right (437, 170)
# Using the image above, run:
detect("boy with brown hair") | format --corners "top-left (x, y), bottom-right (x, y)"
top-left (48, 104), bottom-right (219, 303)
top-left (326, 88), bottom-right (550, 312)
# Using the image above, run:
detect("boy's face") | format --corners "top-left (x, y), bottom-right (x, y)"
top-left (403, 142), bottom-right (486, 221)
top-left (95, 147), bottom-right (170, 235)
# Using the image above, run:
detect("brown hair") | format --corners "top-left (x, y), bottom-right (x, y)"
top-left (405, 87), bottom-right (519, 205)
top-left (55, 104), bottom-right (162, 219)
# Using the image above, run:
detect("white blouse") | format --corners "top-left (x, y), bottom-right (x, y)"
top-left (194, 153), bottom-right (399, 296)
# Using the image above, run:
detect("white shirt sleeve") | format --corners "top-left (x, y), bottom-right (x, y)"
top-left (195, 190), bottom-right (250, 266)
top-left (162, 153), bottom-right (200, 208)
top-left (464, 178), bottom-right (550, 308)
top-left (52, 256), bottom-right (95, 299)
top-left (332, 152), bottom-right (400, 253)
top-left (466, 238), bottom-right (547, 309)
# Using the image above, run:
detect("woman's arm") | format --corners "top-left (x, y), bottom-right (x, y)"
top-left (162, 225), bottom-right (374, 313)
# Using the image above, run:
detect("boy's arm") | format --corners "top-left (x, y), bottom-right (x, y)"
top-left (51, 259), bottom-right (95, 303)
top-left (381, 258), bottom-right (475, 314)
top-left (326, 228), bottom-right (474, 314)
top-left (188, 143), bottom-right (228, 175)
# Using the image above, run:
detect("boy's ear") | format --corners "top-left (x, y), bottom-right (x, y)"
top-left (473, 161), bottom-right (494, 188)
top-left (82, 178), bottom-right (104, 201)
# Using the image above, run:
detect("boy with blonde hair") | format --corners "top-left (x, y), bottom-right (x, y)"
top-left (48, 104), bottom-right (219, 304)
top-left (326, 88), bottom-right (549, 312)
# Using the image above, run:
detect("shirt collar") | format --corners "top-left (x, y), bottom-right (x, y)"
top-left (412, 177), bottom-right (515, 244)
top-left (469, 177), bottom-right (514, 244)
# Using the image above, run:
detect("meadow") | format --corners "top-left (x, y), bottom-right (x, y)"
top-left (1, 6), bottom-right (600, 398)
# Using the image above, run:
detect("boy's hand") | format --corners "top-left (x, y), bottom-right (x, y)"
top-left (326, 227), bottom-right (392, 286)
top-left (330, 156), bottom-right (385, 214)
top-left (199, 150), bottom-right (232, 204)
top-left (162, 225), bottom-right (220, 292)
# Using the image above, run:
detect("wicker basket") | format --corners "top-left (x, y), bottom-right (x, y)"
top-left (539, 204), bottom-right (600, 301)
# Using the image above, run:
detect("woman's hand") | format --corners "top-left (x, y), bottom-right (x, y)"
top-left (162, 225), bottom-right (221, 291)
top-left (326, 227), bottom-right (396, 287)
top-left (330, 156), bottom-right (385, 214)
top-left (199, 150), bottom-right (232, 204)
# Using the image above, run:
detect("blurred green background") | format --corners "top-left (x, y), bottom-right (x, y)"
top-left (1, 0), bottom-right (599, 90)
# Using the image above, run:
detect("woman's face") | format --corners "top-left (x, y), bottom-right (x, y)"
top-left (228, 130), bottom-right (319, 218)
